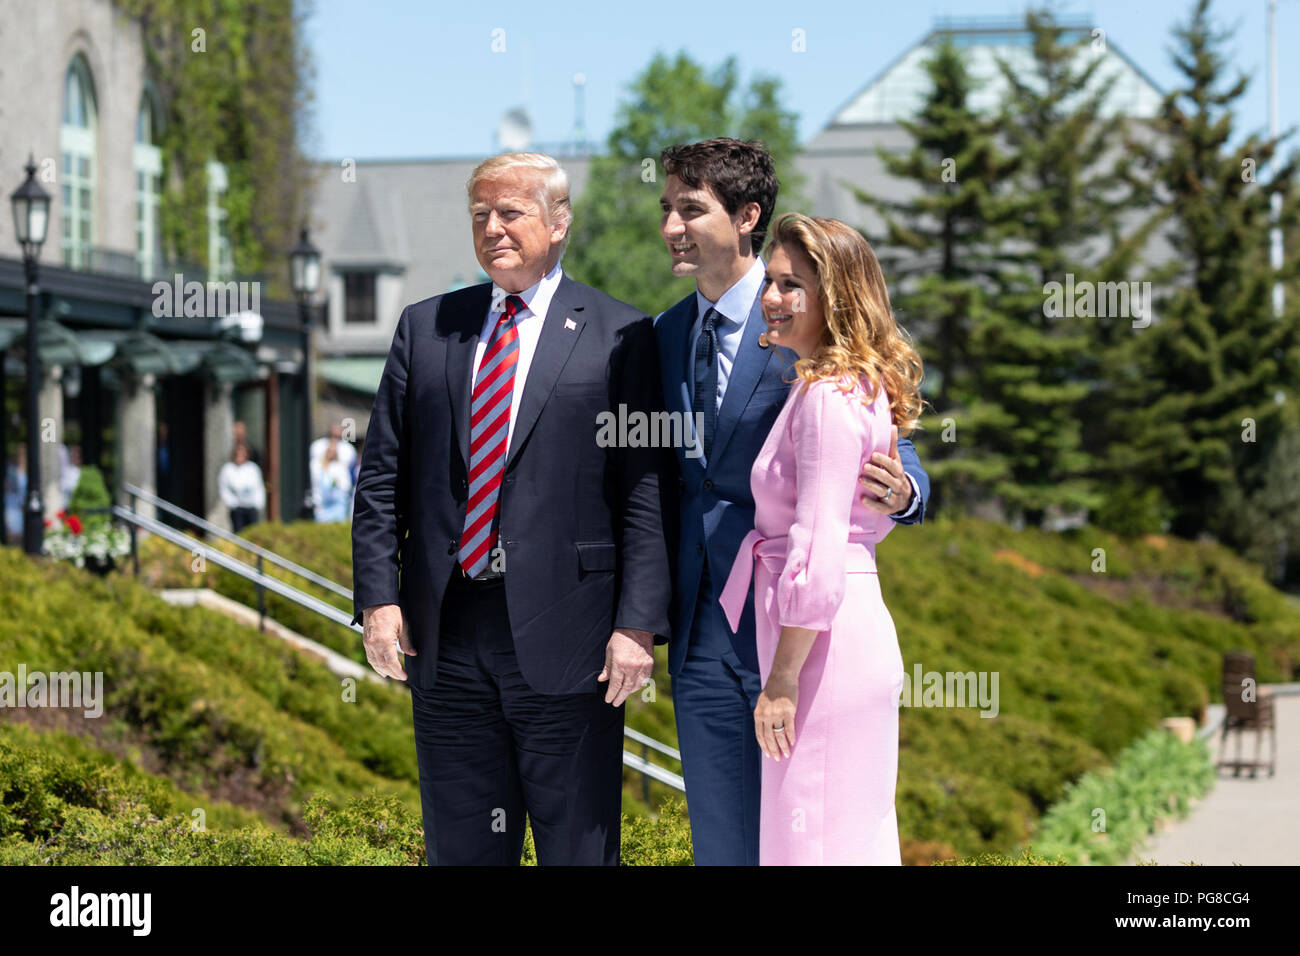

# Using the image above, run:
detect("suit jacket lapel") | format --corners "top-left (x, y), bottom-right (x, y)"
top-left (445, 283), bottom-right (493, 471)
top-left (657, 295), bottom-right (704, 478)
top-left (710, 294), bottom-right (773, 467)
top-left (505, 273), bottom-right (585, 470)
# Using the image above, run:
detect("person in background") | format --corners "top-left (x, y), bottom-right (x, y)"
top-left (310, 423), bottom-right (357, 475)
top-left (4, 443), bottom-right (26, 544)
top-left (232, 420), bottom-right (263, 468)
top-left (59, 443), bottom-right (82, 508)
top-left (311, 437), bottom-right (354, 522)
top-left (218, 442), bottom-right (265, 533)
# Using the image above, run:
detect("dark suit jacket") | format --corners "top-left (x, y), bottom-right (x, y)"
top-left (351, 273), bottom-right (673, 694)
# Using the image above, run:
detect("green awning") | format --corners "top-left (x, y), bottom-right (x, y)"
top-left (320, 357), bottom-right (386, 394)
top-left (0, 318), bottom-right (117, 366)
top-left (92, 329), bottom-right (201, 376)
top-left (0, 320), bottom-right (261, 382)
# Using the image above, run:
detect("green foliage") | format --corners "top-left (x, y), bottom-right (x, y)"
top-left (116, 0), bottom-right (314, 289)
top-left (1031, 728), bottom-right (1217, 865)
top-left (0, 722), bottom-right (265, 845)
top-left (131, 513), bottom-right (1300, 858)
top-left (67, 465), bottom-right (112, 525)
top-left (851, 38), bottom-right (1021, 515)
top-left (0, 720), bottom-right (693, 865)
top-left (1214, 426), bottom-right (1300, 581)
top-left (933, 848), bottom-right (1069, 866)
top-left (564, 51), bottom-right (802, 316)
top-left (0, 545), bottom-right (419, 829)
top-left (1100, 0), bottom-right (1300, 563)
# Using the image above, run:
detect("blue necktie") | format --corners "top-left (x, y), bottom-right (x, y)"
top-left (693, 307), bottom-right (719, 459)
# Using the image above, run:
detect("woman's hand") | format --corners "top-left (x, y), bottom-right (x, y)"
top-left (755, 671), bottom-right (799, 761)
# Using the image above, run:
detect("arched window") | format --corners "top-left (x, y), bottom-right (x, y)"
top-left (60, 54), bottom-right (97, 269)
top-left (134, 90), bottom-right (163, 279)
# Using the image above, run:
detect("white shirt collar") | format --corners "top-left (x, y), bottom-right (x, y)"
top-left (491, 260), bottom-right (564, 322)
top-left (695, 256), bottom-right (765, 327)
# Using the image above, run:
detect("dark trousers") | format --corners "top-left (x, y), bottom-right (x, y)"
top-left (671, 563), bottom-right (763, 865)
top-left (229, 506), bottom-right (258, 532)
top-left (409, 575), bottom-right (624, 865)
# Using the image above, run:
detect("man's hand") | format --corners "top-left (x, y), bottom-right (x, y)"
top-left (362, 603), bottom-right (415, 681)
top-left (598, 628), bottom-right (654, 706)
top-left (860, 424), bottom-right (913, 516)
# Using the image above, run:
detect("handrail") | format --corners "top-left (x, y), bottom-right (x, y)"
top-left (113, 505), bottom-right (361, 630)
top-left (112, 500), bottom-right (685, 793)
top-left (623, 726), bottom-right (682, 762)
top-left (122, 482), bottom-right (352, 600)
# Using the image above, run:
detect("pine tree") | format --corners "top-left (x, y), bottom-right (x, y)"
top-left (979, 9), bottom-right (1150, 525)
top-left (852, 37), bottom-right (1021, 515)
top-left (1106, 0), bottom-right (1300, 548)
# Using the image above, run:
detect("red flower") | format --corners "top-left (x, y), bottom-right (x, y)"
top-left (66, 515), bottom-right (82, 535)
top-left (43, 518), bottom-right (52, 528)
top-left (56, 509), bottom-right (66, 519)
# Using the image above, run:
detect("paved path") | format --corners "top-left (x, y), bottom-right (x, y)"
top-left (1130, 687), bottom-right (1298, 865)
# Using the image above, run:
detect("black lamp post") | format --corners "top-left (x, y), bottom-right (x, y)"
top-left (11, 156), bottom-right (50, 555)
top-left (289, 225), bottom-right (321, 521)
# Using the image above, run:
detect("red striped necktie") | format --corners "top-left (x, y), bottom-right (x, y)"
top-left (459, 294), bottom-right (525, 577)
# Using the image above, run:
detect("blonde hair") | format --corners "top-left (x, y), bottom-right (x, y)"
top-left (466, 152), bottom-right (573, 258)
top-left (766, 213), bottom-right (925, 436)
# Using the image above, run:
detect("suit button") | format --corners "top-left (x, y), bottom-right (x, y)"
top-left (459, 478), bottom-right (467, 493)
top-left (447, 539), bottom-right (457, 555)
top-left (702, 478), bottom-right (714, 491)
top-left (678, 477), bottom-right (686, 490)
top-left (696, 542), bottom-right (704, 555)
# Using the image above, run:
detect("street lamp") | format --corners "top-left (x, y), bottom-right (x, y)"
top-left (289, 225), bottom-right (321, 521)
top-left (11, 156), bottom-right (50, 555)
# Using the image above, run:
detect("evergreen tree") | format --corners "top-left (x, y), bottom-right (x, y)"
top-left (852, 38), bottom-right (1021, 515)
top-left (1106, 0), bottom-right (1300, 550)
top-left (979, 9), bottom-right (1151, 525)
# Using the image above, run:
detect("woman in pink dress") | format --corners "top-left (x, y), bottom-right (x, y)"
top-left (719, 213), bottom-right (925, 865)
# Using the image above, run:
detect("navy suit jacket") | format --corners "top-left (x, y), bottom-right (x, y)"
top-left (351, 274), bottom-right (673, 693)
top-left (655, 289), bottom-right (929, 676)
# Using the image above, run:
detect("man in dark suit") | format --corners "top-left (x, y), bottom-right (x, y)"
top-left (351, 152), bottom-right (671, 866)
top-left (654, 138), bottom-right (930, 865)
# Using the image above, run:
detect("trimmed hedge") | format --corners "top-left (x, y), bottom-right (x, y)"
top-left (0, 721), bottom-right (692, 865)
top-left (52, 513), bottom-right (1300, 858)
top-left (0, 546), bottom-right (419, 829)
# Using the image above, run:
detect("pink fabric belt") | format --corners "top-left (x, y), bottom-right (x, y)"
top-left (719, 528), bottom-right (878, 634)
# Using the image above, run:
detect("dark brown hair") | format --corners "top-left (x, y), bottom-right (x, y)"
top-left (660, 138), bottom-right (779, 255)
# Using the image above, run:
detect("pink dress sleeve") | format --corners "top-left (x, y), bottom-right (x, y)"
top-left (776, 378), bottom-right (875, 631)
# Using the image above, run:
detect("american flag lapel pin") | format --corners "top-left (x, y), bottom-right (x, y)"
top-left (564, 317), bottom-right (577, 331)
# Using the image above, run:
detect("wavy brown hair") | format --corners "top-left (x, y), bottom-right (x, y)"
top-left (765, 213), bottom-right (925, 436)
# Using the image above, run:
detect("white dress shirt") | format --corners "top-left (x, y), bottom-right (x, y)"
top-left (471, 261), bottom-right (564, 450)
top-left (686, 256), bottom-right (923, 519)
top-left (688, 257), bottom-right (767, 408)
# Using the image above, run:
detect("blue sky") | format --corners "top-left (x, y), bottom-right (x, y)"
top-left (305, 0), bottom-right (1300, 161)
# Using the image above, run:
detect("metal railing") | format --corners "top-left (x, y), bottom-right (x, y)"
top-left (113, 491), bottom-right (685, 793)
top-left (124, 483), bottom-right (352, 607)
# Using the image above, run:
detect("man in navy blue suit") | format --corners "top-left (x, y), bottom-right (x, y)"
top-left (352, 153), bottom-right (671, 865)
top-left (654, 138), bottom-right (929, 865)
